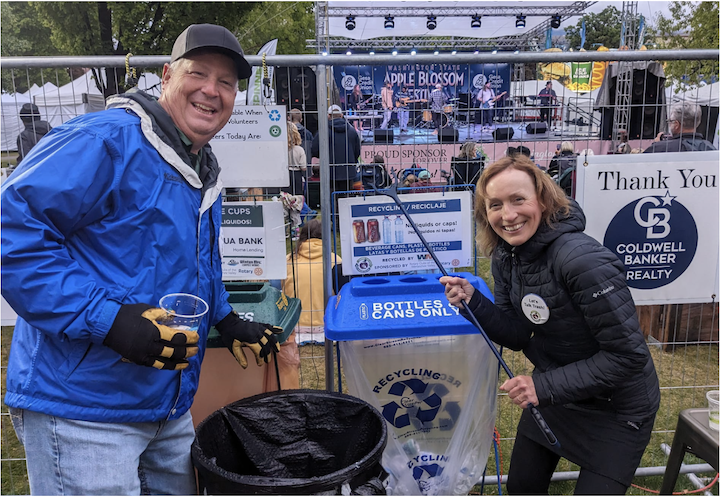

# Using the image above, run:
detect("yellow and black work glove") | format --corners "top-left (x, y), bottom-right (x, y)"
top-left (103, 304), bottom-right (199, 371)
top-left (215, 310), bottom-right (283, 368)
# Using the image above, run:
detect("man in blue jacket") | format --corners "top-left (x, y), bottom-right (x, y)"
top-left (1, 24), bottom-right (282, 495)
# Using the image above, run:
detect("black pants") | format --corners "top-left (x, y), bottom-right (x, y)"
top-left (506, 433), bottom-right (629, 495)
top-left (540, 106), bottom-right (551, 126)
top-left (281, 169), bottom-right (304, 196)
top-left (475, 107), bottom-right (494, 126)
top-left (432, 111), bottom-right (444, 130)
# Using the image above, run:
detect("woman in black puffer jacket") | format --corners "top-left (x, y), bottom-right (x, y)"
top-left (441, 156), bottom-right (659, 495)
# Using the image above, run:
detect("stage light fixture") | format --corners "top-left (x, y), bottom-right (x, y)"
top-left (411, 47), bottom-right (417, 55)
top-left (369, 48), bottom-right (375, 55)
top-left (471, 14), bottom-right (481, 28)
top-left (392, 47), bottom-right (398, 56)
top-left (346, 49), bottom-right (352, 56)
top-left (322, 50), bottom-right (328, 56)
top-left (451, 49), bottom-right (457, 55)
top-left (474, 47), bottom-right (479, 54)
top-left (384, 16), bottom-right (395, 29)
top-left (345, 16), bottom-right (356, 30)
top-left (433, 47), bottom-right (439, 55)
top-left (550, 14), bottom-right (561, 29)
top-left (492, 49), bottom-right (498, 54)
top-left (427, 15), bottom-right (437, 30)
top-left (516, 15), bottom-right (526, 29)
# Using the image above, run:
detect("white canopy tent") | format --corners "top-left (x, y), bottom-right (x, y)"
top-left (33, 70), bottom-right (106, 127)
top-left (1, 92), bottom-right (31, 152)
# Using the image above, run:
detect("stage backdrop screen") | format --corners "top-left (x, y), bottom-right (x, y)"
top-left (335, 63), bottom-right (511, 105)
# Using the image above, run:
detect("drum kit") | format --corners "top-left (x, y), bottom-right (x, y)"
top-left (415, 98), bottom-right (460, 129)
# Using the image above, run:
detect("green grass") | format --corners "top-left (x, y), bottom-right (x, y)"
top-left (3, 323), bottom-right (718, 495)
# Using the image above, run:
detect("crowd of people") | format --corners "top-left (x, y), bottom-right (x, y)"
top-left (1, 20), bottom-right (717, 496)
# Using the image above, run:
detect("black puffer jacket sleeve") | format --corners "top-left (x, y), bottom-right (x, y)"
top-left (532, 236), bottom-right (650, 407)
top-left (460, 265), bottom-right (531, 351)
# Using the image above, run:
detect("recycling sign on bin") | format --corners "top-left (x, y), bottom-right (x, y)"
top-left (325, 273), bottom-right (499, 495)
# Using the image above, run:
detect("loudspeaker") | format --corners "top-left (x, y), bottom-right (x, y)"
top-left (374, 129), bottom-right (394, 143)
top-left (526, 122), bottom-right (548, 134)
top-left (493, 127), bottom-right (515, 141)
top-left (438, 127), bottom-right (459, 143)
top-left (599, 69), bottom-right (665, 140)
top-left (276, 67), bottom-right (318, 135)
top-left (628, 70), bottom-right (663, 139)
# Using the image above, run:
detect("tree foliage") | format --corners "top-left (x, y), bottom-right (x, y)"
top-left (655, 1), bottom-right (719, 88)
top-left (1, 2), bottom-right (315, 96)
top-left (234, 1), bottom-right (315, 55)
top-left (1, 2), bottom-right (71, 93)
top-left (565, 6), bottom-right (655, 50)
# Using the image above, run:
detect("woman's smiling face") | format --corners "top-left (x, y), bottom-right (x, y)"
top-left (485, 167), bottom-right (545, 246)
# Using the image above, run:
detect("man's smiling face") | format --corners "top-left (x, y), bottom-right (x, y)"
top-left (159, 51), bottom-right (237, 153)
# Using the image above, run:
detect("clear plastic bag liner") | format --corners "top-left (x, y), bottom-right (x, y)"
top-left (341, 335), bottom-right (498, 495)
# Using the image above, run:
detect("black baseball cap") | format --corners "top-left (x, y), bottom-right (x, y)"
top-left (171, 24), bottom-right (252, 80)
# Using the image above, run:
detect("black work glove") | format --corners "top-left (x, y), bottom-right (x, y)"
top-left (215, 311), bottom-right (283, 368)
top-left (104, 304), bottom-right (200, 371)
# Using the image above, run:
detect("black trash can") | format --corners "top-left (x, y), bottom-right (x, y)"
top-left (192, 389), bottom-right (388, 495)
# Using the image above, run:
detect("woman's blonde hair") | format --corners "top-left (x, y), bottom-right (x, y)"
top-left (474, 155), bottom-right (571, 256)
top-left (458, 141), bottom-right (477, 159)
top-left (287, 122), bottom-right (302, 148)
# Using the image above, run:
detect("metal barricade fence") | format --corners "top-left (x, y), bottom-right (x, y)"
top-left (1, 49), bottom-right (718, 494)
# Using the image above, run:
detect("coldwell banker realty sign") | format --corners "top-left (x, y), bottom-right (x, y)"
top-left (576, 151), bottom-right (719, 305)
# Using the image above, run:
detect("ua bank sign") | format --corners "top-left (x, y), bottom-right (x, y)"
top-left (577, 151), bottom-right (719, 305)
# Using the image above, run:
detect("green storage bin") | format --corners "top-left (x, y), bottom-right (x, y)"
top-left (207, 282), bottom-right (301, 347)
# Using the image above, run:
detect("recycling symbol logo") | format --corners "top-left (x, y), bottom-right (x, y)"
top-left (381, 379), bottom-right (454, 429)
top-left (268, 109), bottom-right (282, 122)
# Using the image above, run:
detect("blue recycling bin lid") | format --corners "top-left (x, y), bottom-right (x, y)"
top-left (325, 272), bottom-right (494, 341)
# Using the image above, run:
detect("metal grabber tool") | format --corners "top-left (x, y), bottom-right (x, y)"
top-left (370, 182), bottom-right (559, 447)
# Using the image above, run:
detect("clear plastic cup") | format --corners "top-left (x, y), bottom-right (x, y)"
top-left (158, 293), bottom-right (209, 332)
top-left (707, 390), bottom-right (720, 431)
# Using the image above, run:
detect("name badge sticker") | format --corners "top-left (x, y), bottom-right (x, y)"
top-left (521, 293), bottom-right (550, 325)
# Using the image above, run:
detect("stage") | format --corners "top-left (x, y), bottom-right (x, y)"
top-left (355, 116), bottom-right (599, 146)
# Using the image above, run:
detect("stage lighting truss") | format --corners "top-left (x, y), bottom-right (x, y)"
top-left (516, 14), bottom-right (526, 29)
top-left (427, 15), bottom-right (437, 30)
top-left (384, 16), bottom-right (395, 29)
top-left (471, 14), bottom-right (481, 29)
top-left (550, 14), bottom-right (561, 29)
top-left (345, 15), bottom-right (356, 31)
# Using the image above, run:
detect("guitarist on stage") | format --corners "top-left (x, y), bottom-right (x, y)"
top-left (396, 86), bottom-right (427, 133)
top-left (394, 85), bottom-right (410, 133)
top-left (380, 80), bottom-right (395, 130)
top-left (347, 84), bottom-right (369, 134)
top-left (475, 80), bottom-right (498, 131)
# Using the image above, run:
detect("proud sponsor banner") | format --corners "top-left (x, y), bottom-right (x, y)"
top-left (576, 151), bottom-right (719, 304)
top-left (220, 202), bottom-right (287, 280)
top-left (337, 191), bottom-right (473, 275)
